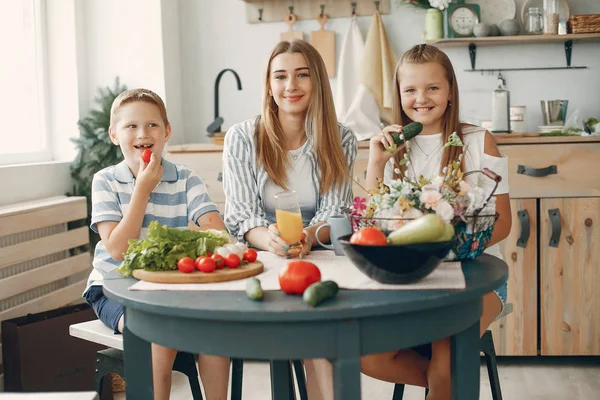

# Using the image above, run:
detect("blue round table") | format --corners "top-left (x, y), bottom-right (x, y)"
top-left (103, 254), bottom-right (507, 400)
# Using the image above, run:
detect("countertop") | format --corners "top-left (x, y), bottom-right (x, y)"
top-left (167, 135), bottom-right (600, 153)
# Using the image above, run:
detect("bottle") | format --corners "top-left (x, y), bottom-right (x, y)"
top-left (543, 0), bottom-right (559, 34)
top-left (491, 73), bottom-right (511, 133)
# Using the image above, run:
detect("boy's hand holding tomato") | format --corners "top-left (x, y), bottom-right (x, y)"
top-left (136, 151), bottom-right (163, 195)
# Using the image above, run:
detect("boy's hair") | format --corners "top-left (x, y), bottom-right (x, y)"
top-left (110, 88), bottom-right (170, 128)
top-left (392, 44), bottom-right (463, 178)
top-left (257, 40), bottom-right (349, 194)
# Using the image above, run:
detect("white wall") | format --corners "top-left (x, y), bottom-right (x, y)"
top-left (177, 0), bottom-right (600, 143)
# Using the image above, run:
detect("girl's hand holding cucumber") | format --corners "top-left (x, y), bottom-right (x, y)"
top-left (369, 125), bottom-right (405, 165)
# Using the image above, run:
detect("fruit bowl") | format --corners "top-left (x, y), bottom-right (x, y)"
top-left (337, 234), bottom-right (454, 284)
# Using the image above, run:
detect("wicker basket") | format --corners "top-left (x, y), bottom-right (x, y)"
top-left (568, 14), bottom-right (600, 34)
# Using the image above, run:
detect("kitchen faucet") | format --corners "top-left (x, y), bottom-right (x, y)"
top-left (207, 68), bottom-right (242, 134)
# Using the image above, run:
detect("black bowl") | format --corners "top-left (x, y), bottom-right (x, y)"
top-left (337, 234), bottom-right (454, 284)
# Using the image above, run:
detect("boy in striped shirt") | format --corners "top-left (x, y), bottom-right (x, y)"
top-left (83, 88), bottom-right (229, 400)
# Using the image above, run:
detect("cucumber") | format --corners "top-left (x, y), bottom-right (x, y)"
top-left (385, 122), bottom-right (424, 153)
top-left (246, 277), bottom-right (264, 301)
top-left (387, 214), bottom-right (446, 245)
top-left (303, 280), bottom-right (339, 307)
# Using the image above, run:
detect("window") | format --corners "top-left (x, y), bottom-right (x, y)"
top-left (0, 0), bottom-right (49, 165)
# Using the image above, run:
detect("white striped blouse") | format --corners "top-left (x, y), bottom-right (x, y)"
top-left (223, 118), bottom-right (357, 242)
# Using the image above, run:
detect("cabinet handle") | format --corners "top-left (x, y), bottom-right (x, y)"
top-left (549, 208), bottom-right (561, 248)
top-left (517, 164), bottom-right (557, 177)
top-left (217, 172), bottom-right (223, 182)
top-left (517, 209), bottom-right (530, 248)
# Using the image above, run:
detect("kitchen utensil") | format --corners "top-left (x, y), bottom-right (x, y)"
top-left (315, 215), bottom-right (353, 256)
top-left (540, 100), bottom-right (568, 125)
top-left (311, 10), bottom-right (335, 77)
top-left (131, 261), bottom-right (264, 283)
top-left (280, 12), bottom-right (303, 42)
top-left (492, 73), bottom-right (511, 133)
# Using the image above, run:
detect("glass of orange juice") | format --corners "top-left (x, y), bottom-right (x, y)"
top-left (274, 190), bottom-right (303, 244)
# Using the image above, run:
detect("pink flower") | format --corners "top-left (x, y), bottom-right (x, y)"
top-left (353, 196), bottom-right (367, 213)
top-left (420, 190), bottom-right (443, 210)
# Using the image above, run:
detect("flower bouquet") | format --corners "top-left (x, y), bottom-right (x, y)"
top-left (352, 132), bottom-right (501, 260)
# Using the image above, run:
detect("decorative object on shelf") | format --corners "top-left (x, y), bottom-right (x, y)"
top-left (467, 0), bottom-right (516, 26)
top-left (499, 18), bottom-right (521, 36)
top-left (510, 106), bottom-right (527, 133)
top-left (311, 5), bottom-right (336, 77)
top-left (243, 0), bottom-right (391, 24)
top-left (397, 0), bottom-right (449, 40)
top-left (489, 24), bottom-right (500, 36)
top-left (568, 14), bottom-right (600, 34)
top-left (473, 22), bottom-right (491, 37)
top-left (491, 73), bottom-right (511, 133)
top-left (543, 0), bottom-right (559, 34)
top-left (444, 0), bottom-right (480, 38)
top-left (280, 6), bottom-right (303, 41)
top-left (424, 8), bottom-right (444, 40)
top-left (525, 7), bottom-right (545, 35)
top-left (520, 0), bottom-right (569, 32)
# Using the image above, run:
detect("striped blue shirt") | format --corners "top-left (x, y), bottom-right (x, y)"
top-left (85, 159), bottom-right (218, 291)
top-left (223, 118), bottom-right (357, 242)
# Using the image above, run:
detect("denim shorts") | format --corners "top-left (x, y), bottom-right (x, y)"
top-left (83, 285), bottom-right (124, 334)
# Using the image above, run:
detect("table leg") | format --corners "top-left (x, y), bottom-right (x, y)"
top-left (123, 322), bottom-right (154, 400)
top-left (450, 320), bottom-right (480, 400)
top-left (333, 320), bottom-right (361, 400)
top-left (270, 360), bottom-right (294, 400)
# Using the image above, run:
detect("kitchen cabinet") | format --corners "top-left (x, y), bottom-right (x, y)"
top-left (167, 136), bottom-right (600, 356)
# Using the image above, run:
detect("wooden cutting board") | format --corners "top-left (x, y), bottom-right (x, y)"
top-left (311, 14), bottom-right (335, 77)
top-left (280, 13), bottom-right (303, 42)
top-left (132, 261), bottom-right (264, 284)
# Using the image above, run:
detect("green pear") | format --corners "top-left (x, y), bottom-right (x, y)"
top-left (387, 214), bottom-right (447, 245)
top-left (434, 222), bottom-right (455, 242)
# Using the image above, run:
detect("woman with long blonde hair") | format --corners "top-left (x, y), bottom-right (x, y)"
top-left (223, 40), bottom-right (356, 259)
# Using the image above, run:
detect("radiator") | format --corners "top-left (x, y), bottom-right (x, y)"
top-left (0, 196), bottom-right (91, 390)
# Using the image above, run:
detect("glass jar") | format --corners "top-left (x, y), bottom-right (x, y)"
top-left (543, 0), bottom-right (559, 34)
top-left (525, 7), bottom-right (544, 35)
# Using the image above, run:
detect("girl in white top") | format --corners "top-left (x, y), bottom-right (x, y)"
top-left (363, 44), bottom-right (512, 400)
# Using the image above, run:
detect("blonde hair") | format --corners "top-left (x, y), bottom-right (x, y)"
top-left (257, 40), bottom-right (349, 193)
top-left (392, 44), bottom-right (462, 177)
top-left (110, 88), bottom-right (169, 129)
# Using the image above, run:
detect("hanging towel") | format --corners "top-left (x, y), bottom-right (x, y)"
top-left (362, 11), bottom-right (397, 114)
top-left (335, 16), bottom-right (364, 120)
top-left (335, 16), bottom-right (381, 141)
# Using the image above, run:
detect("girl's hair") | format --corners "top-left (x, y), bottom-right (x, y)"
top-left (392, 44), bottom-right (462, 178)
top-left (110, 88), bottom-right (169, 128)
top-left (256, 40), bottom-right (349, 193)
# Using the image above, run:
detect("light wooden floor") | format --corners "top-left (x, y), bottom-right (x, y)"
top-left (114, 358), bottom-right (600, 399)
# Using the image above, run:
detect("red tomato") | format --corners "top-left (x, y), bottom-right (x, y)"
top-left (177, 257), bottom-right (195, 273)
top-left (205, 252), bottom-right (212, 257)
top-left (211, 254), bottom-right (224, 269)
top-left (142, 149), bottom-right (152, 163)
top-left (278, 261), bottom-right (321, 295)
top-left (224, 254), bottom-right (241, 269)
top-left (243, 248), bottom-right (258, 263)
top-left (349, 227), bottom-right (387, 246)
top-left (195, 256), bottom-right (216, 273)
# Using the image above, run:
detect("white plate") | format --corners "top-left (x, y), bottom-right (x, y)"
top-left (468, 0), bottom-right (517, 26)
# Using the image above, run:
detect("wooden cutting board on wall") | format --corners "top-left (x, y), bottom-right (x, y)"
top-left (280, 13), bottom-right (303, 42)
top-left (311, 13), bottom-right (335, 77)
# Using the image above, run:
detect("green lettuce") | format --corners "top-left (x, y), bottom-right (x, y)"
top-left (117, 221), bottom-right (232, 277)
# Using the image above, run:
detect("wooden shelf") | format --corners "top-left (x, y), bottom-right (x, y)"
top-left (426, 33), bottom-right (600, 48)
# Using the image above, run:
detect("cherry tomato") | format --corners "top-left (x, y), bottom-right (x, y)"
top-left (224, 254), bottom-right (241, 269)
top-left (243, 248), bottom-right (258, 263)
top-left (349, 227), bottom-right (387, 246)
top-left (177, 257), bottom-right (195, 273)
top-left (205, 252), bottom-right (213, 257)
top-left (195, 256), bottom-right (216, 273)
top-left (142, 149), bottom-right (152, 163)
top-left (278, 260), bottom-right (321, 295)
top-left (211, 254), bottom-right (225, 269)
